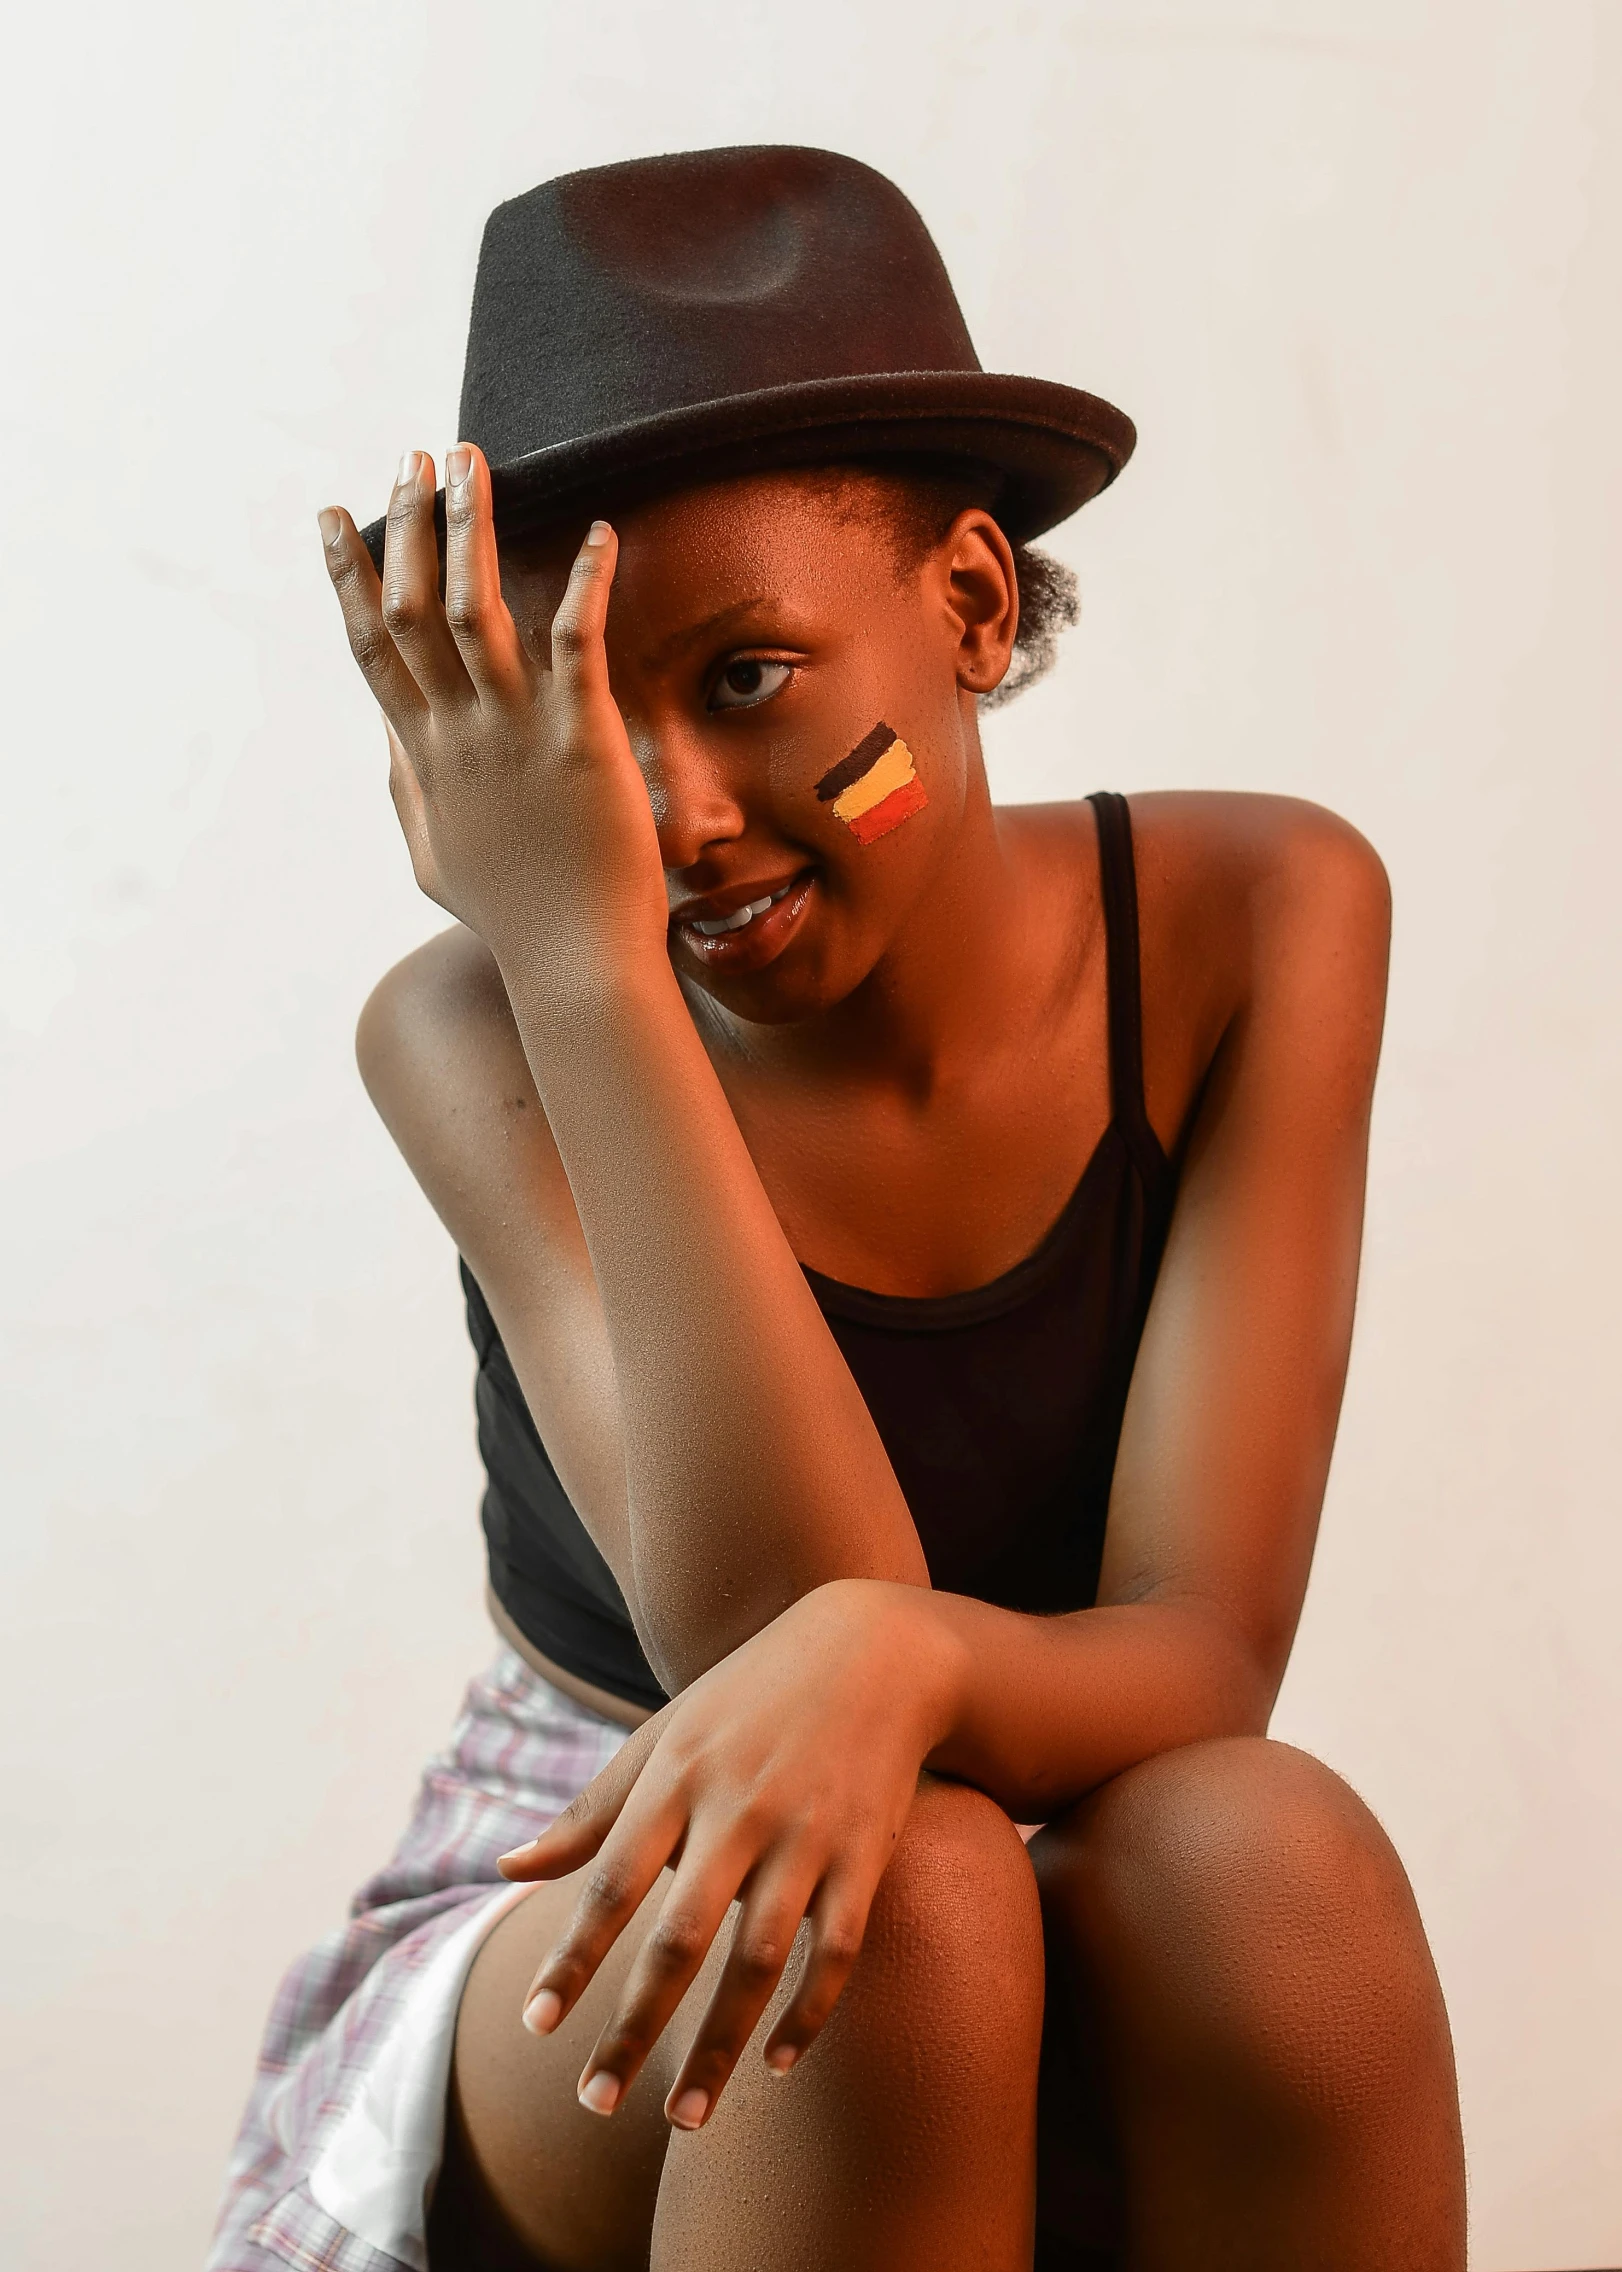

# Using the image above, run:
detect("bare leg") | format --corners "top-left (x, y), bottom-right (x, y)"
top-left (432, 1775), bottom-right (1046, 2272)
top-left (428, 1860), bottom-right (676, 2272)
top-left (1031, 1737), bottom-right (1467, 2272)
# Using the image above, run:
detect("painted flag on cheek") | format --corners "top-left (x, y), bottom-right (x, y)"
top-left (815, 723), bottom-right (929, 846)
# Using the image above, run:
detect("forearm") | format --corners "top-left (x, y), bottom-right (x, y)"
top-left (504, 952), bottom-right (929, 1690)
top-left (867, 1581), bottom-right (1276, 1821)
top-left (332, 474), bottom-right (926, 1689)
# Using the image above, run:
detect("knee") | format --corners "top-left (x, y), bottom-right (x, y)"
top-left (854, 1775), bottom-right (1045, 2049)
top-left (1038, 1739), bottom-right (1448, 2118)
top-left (1054, 1736), bottom-right (1414, 1945)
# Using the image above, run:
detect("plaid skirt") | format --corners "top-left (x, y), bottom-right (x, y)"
top-left (207, 1648), bottom-right (632, 2272)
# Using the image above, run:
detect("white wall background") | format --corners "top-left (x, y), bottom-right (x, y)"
top-left (1, 2), bottom-right (1617, 2265)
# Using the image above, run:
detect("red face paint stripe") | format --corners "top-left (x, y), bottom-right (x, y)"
top-left (845, 776), bottom-right (930, 845)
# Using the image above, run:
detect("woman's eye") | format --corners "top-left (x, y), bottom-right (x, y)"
top-left (708, 658), bottom-right (792, 711)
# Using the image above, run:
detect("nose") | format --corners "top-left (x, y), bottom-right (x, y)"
top-left (643, 731), bottom-right (749, 873)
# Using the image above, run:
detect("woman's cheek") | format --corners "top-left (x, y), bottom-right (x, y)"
top-left (813, 723), bottom-right (930, 847)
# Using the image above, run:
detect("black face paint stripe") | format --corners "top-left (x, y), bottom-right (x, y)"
top-left (815, 721), bottom-right (897, 803)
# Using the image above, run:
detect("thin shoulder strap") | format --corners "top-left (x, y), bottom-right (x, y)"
top-left (1087, 791), bottom-right (1167, 1181)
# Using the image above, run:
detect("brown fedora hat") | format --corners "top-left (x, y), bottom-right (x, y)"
top-left (359, 144), bottom-right (1135, 564)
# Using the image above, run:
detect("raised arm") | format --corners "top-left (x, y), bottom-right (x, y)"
top-left (325, 445), bottom-right (927, 1698)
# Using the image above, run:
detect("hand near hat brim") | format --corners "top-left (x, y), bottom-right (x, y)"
top-left (320, 443), bottom-right (670, 981)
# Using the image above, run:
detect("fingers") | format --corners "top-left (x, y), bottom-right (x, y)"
top-left (324, 472), bottom-right (616, 744)
top-left (572, 1841), bottom-right (760, 2118)
top-left (572, 1847), bottom-right (877, 2130)
top-left (317, 507), bottom-right (427, 727)
top-left (497, 1712), bottom-right (665, 1883)
top-left (378, 451), bottom-right (473, 706)
top-left (654, 1853), bottom-right (825, 2129)
top-left (549, 520), bottom-right (618, 703)
top-left (517, 1779), bottom-right (686, 2060)
top-left (757, 1863), bottom-right (874, 2078)
top-left (442, 443), bottom-right (528, 698)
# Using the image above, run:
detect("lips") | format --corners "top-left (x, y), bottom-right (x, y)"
top-left (671, 870), bottom-right (815, 970)
top-left (684, 877), bottom-right (799, 936)
top-left (670, 866), bottom-right (806, 930)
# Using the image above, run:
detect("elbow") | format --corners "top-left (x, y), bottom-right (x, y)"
top-left (354, 953), bottom-right (423, 1116)
top-left (1212, 1636), bottom-right (1283, 1742)
top-left (1158, 1601), bottom-right (1280, 1748)
top-left (625, 1569), bottom-right (777, 1698)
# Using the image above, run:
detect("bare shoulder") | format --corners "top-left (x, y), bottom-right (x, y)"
top-left (354, 926), bottom-right (579, 1287)
top-left (1129, 788), bottom-right (1389, 936)
top-left (356, 923), bottom-right (518, 1100)
top-left (1119, 791), bottom-right (1390, 1149)
top-left (354, 930), bottom-right (625, 1558)
top-left (355, 921), bottom-right (551, 1159)
top-left (1010, 788), bottom-right (1389, 948)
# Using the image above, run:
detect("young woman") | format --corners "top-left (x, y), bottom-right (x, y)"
top-left (211, 147), bottom-right (1466, 2272)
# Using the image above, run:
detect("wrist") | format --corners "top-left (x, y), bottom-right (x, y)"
top-left (816, 1578), bottom-right (968, 1757)
top-left (497, 936), bottom-right (685, 1056)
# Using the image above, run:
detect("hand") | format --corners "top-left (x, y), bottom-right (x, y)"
top-left (317, 446), bottom-right (668, 978)
top-left (496, 1579), bottom-right (957, 2130)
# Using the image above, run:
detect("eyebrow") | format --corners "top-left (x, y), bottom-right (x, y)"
top-left (637, 597), bottom-right (775, 675)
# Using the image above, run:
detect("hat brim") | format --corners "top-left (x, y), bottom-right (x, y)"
top-left (358, 369), bottom-right (1134, 568)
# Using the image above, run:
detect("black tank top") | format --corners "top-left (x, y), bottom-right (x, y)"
top-left (461, 792), bottom-right (1177, 1711)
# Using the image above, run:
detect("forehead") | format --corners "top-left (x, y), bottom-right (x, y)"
top-left (499, 469), bottom-right (904, 646)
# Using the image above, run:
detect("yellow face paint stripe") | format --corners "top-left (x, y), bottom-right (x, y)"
top-left (815, 721), bottom-right (894, 802)
top-left (830, 735), bottom-right (917, 823)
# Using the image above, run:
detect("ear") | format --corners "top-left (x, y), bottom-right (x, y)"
top-left (933, 509), bottom-right (1019, 699)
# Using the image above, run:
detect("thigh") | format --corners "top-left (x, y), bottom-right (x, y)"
top-left (430, 1864), bottom-right (699, 2272)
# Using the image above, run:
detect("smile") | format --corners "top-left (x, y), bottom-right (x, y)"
top-left (686, 879), bottom-right (799, 936)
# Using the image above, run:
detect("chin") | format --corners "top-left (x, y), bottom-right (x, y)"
top-left (682, 935), bottom-right (878, 1025)
top-left (693, 967), bottom-right (843, 1025)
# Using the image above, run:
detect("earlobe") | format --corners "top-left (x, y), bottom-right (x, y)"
top-left (955, 643), bottom-right (1012, 699)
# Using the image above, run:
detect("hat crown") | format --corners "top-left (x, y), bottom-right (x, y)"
top-left (458, 145), bottom-right (982, 466)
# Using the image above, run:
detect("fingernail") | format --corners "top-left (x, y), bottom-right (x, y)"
top-left (523, 1988), bottom-right (562, 2035)
top-left (765, 2043), bottom-right (799, 2074)
top-left (579, 2069), bottom-right (620, 2116)
top-left (446, 444), bottom-right (471, 489)
top-left (397, 450), bottom-right (421, 488)
top-left (585, 519), bottom-right (611, 546)
top-left (669, 2086), bottom-right (709, 2129)
top-left (317, 509), bottom-right (342, 547)
top-left (496, 1839), bottom-right (538, 1864)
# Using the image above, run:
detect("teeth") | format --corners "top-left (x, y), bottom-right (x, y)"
top-left (689, 882), bottom-right (795, 938)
